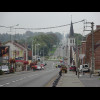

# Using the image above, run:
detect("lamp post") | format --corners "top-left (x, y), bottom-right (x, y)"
top-left (8, 24), bottom-right (19, 59)
top-left (7, 24), bottom-right (19, 71)
top-left (32, 40), bottom-right (34, 62)
top-left (35, 43), bottom-right (40, 61)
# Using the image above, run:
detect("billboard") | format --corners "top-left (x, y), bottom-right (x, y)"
top-left (0, 46), bottom-right (9, 57)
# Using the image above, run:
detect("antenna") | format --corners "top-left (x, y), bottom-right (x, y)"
top-left (71, 15), bottom-right (72, 22)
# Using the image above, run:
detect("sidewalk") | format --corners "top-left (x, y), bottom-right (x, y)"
top-left (57, 70), bottom-right (85, 87)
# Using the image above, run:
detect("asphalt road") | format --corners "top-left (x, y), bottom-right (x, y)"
top-left (0, 38), bottom-right (67, 87)
top-left (0, 61), bottom-right (60, 87)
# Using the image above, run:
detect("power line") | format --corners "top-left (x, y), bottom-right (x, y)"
top-left (0, 20), bottom-right (84, 31)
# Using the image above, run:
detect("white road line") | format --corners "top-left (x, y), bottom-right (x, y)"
top-left (0, 84), bottom-right (4, 87)
top-left (0, 69), bottom-right (57, 87)
top-left (6, 82), bottom-right (10, 85)
top-left (12, 81), bottom-right (16, 82)
top-left (15, 80), bottom-right (19, 82)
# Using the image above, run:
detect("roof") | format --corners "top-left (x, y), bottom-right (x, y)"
top-left (4, 41), bottom-right (26, 51)
top-left (86, 27), bottom-right (100, 38)
top-left (69, 21), bottom-right (74, 38)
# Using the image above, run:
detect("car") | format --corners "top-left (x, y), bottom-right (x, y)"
top-left (69, 65), bottom-right (76, 71)
top-left (0, 65), bottom-right (10, 74)
top-left (82, 64), bottom-right (89, 72)
top-left (36, 65), bottom-right (42, 70)
top-left (58, 65), bottom-right (61, 68)
top-left (61, 65), bottom-right (67, 73)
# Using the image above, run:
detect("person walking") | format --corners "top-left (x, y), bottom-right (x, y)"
top-left (59, 67), bottom-right (62, 76)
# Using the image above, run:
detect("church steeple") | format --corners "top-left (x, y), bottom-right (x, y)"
top-left (69, 16), bottom-right (74, 38)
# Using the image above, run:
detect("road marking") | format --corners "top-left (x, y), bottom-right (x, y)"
top-left (0, 84), bottom-right (4, 87)
top-left (15, 80), bottom-right (19, 82)
top-left (6, 82), bottom-right (10, 85)
top-left (0, 68), bottom-right (57, 87)
top-left (12, 81), bottom-right (16, 82)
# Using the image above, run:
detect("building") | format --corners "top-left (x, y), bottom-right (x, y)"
top-left (4, 41), bottom-right (28, 60)
top-left (4, 41), bottom-right (28, 71)
top-left (85, 25), bottom-right (100, 73)
top-left (67, 21), bottom-right (75, 66)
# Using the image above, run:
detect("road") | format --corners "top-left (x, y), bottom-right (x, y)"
top-left (0, 61), bottom-right (60, 87)
top-left (51, 37), bottom-right (67, 59)
top-left (0, 38), bottom-right (67, 87)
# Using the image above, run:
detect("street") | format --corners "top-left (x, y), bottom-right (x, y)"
top-left (0, 39), bottom-right (65, 87)
top-left (0, 61), bottom-right (60, 87)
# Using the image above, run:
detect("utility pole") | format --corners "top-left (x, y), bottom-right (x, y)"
top-left (35, 44), bottom-right (37, 61)
top-left (76, 36), bottom-right (78, 75)
top-left (91, 22), bottom-right (95, 74)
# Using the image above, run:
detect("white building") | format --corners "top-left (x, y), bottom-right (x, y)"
top-left (4, 41), bottom-right (28, 61)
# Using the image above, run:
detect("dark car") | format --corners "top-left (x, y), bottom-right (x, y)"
top-left (58, 65), bottom-right (61, 68)
top-left (69, 65), bottom-right (76, 71)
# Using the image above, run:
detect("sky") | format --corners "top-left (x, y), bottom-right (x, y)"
top-left (0, 12), bottom-right (100, 36)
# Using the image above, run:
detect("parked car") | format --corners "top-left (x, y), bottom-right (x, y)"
top-left (69, 65), bottom-right (76, 71)
top-left (61, 65), bottom-right (67, 73)
top-left (0, 65), bottom-right (10, 74)
top-left (58, 65), bottom-right (61, 68)
top-left (82, 64), bottom-right (89, 72)
top-left (36, 65), bottom-right (42, 70)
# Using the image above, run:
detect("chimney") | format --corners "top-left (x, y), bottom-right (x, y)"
top-left (96, 25), bottom-right (100, 29)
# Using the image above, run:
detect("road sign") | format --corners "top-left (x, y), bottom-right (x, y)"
top-left (79, 54), bottom-right (85, 59)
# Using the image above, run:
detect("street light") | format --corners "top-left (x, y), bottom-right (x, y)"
top-left (32, 40), bottom-right (34, 62)
top-left (35, 43), bottom-right (40, 61)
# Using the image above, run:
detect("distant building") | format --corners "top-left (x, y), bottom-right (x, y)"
top-left (4, 41), bottom-right (28, 61)
top-left (4, 41), bottom-right (29, 71)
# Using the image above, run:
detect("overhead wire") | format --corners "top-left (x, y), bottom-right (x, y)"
top-left (12, 20), bottom-right (85, 30)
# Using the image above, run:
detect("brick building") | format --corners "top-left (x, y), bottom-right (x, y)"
top-left (85, 25), bottom-right (100, 72)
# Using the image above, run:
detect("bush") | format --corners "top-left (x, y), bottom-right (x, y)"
top-left (10, 68), bottom-right (15, 73)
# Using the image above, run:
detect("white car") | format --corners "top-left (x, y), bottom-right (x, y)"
top-left (0, 65), bottom-right (10, 73)
top-left (36, 65), bottom-right (42, 70)
top-left (80, 64), bottom-right (89, 72)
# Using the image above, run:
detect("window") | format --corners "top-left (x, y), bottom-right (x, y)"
top-left (73, 40), bottom-right (74, 43)
top-left (70, 40), bottom-right (72, 43)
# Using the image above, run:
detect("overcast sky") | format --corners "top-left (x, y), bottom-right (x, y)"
top-left (0, 12), bottom-right (100, 36)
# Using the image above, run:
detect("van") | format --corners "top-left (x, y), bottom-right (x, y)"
top-left (0, 65), bottom-right (10, 74)
top-left (82, 64), bottom-right (89, 72)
